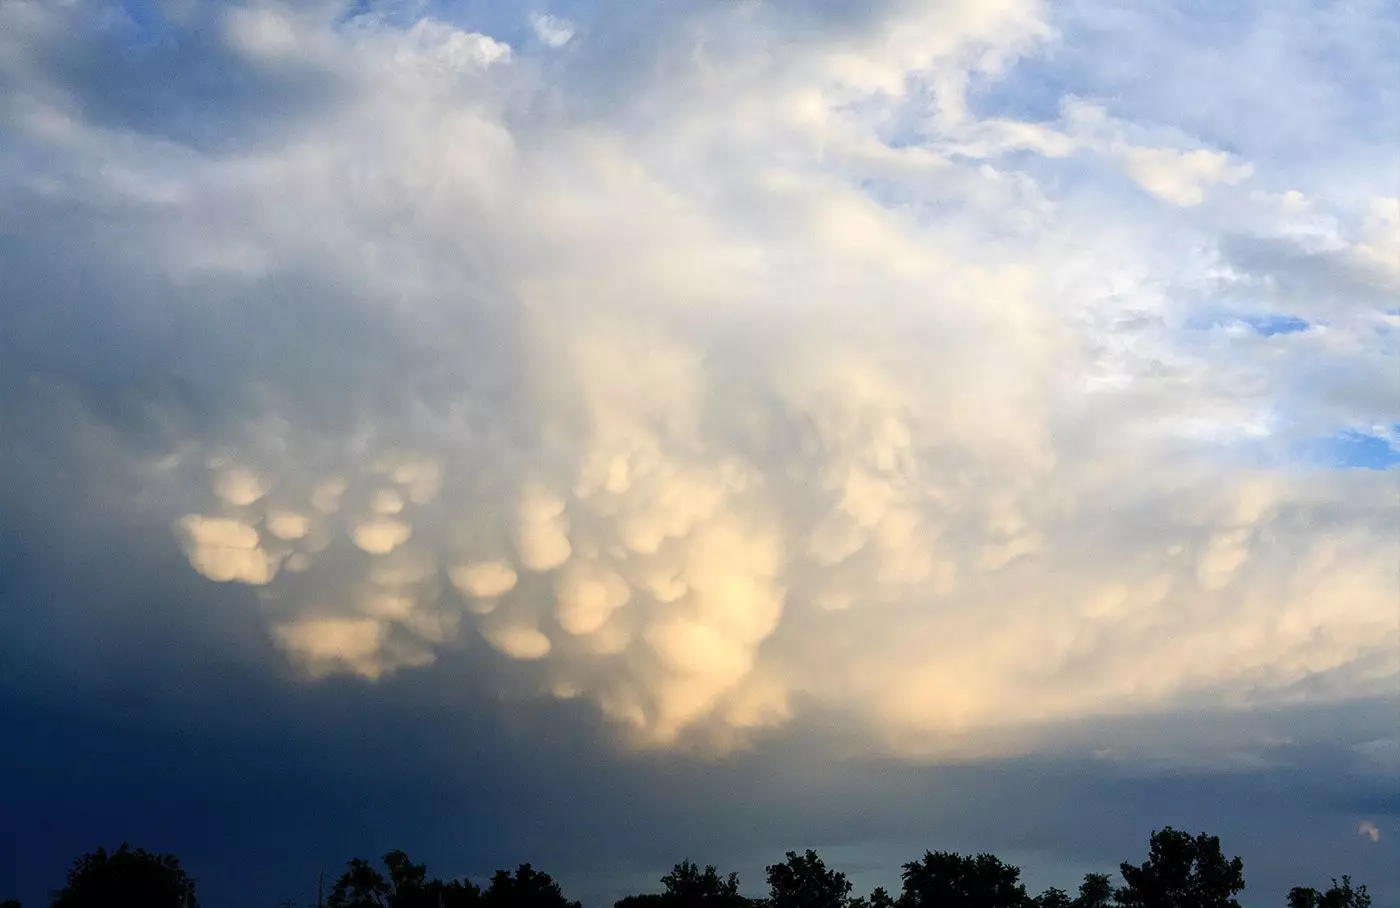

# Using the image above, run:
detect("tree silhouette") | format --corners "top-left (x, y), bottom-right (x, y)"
top-left (616, 897), bottom-right (670, 908)
top-left (27, 829), bottom-right (1377, 908)
top-left (384, 851), bottom-right (431, 907)
top-left (1075, 875), bottom-right (1114, 908)
top-left (484, 864), bottom-right (581, 908)
top-left (3, 899), bottom-right (22, 908)
top-left (767, 851), bottom-right (854, 908)
top-left (327, 851), bottom-right (482, 908)
top-left (49, 844), bottom-right (197, 908)
top-left (658, 861), bottom-right (747, 908)
top-left (898, 852), bottom-right (1031, 908)
top-left (1287, 877), bottom-right (1371, 908)
top-left (329, 857), bottom-right (391, 908)
top-left (431, 879), bottom-right (484, 908)
top-left (867, 888), bottom-right (896, 908)
top-left (1115, 829), bottom-right (1244, 908)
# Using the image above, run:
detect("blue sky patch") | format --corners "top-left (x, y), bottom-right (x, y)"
top-left (1240, 314), bottom-right (1311, 336)
top-left (1295, 428), bottom-right (1400, 470)
top-left (1184, 310), bottom-right (1312, 336)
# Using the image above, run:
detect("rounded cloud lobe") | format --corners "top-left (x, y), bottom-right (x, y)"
top-left (4, 0), bottom-right (1397, 756)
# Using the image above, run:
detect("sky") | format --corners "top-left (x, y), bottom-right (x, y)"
top-left (0, 0), bottom-right (1397, 906)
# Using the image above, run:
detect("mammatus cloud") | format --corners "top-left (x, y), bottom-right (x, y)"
top-left (3, 0), bottom-right (1397, 756)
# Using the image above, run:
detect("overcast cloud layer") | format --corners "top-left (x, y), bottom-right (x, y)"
top-left (1, 0), bottom-right (1397, 905)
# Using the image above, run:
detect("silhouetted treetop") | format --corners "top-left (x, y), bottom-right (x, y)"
top-left (616, 896), bottom-right (671, 908)
top-left (384, 851), bottom-right (430, 905)
top-left (898, 852), bottom-right (1030, 908)
top-left (1115, 828), bottom-right (1244, 908)
top-left (485, 864), bottom-right (581, 908)
top-left (866, 887), bottom-right (896, 908)
top-left (1287, 878), bottom-right (1371, 908)
top-left (329, 851), bottom-right (482, 908)
top-left (1075, 875), bottom-right (1114, 908)
top-left (50, 844), bottom-right (197, 908)
top-left (660, 861), bottom-right (747, 908)
top-left (767, 850), bottom-right (854, 908)
top-left (329, 857), bottom-right (391, 908)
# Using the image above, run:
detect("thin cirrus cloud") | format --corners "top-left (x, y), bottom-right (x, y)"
top-left (0, 0), bottom-right (1396, 765)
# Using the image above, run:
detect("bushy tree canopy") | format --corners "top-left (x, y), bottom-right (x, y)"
top-left (49, 844), bottom-right (196, 908)
top-left (898, 851), bottom-right (1030, 908)
top-left (767, 850), bottom-right (854, 908)
top-left (484, 864), bottom-right (581, 908)
top-left (1076, 875), bottom-right (1115, 908)
top-left (661, 860), bottom-right (745, 908)
top-left (1115, 829), bottom-right (1245, 908)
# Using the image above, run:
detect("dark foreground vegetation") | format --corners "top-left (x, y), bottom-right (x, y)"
top-left (4, 828), bottom-right (1374, 908)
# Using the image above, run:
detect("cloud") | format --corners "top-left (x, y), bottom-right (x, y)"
top-left (1357, 820), bottom-right (1380, 843)
top-left (926, 98), bottom-right (1257, 209)
top-left (177, 515), bottom-right (281, 585)
top-left (1, 0), bottom-right (1396, 763)
top-left (530, 13), bottom-right (575, 49)
top-left (1118, 147), bottom-right (1251, 206)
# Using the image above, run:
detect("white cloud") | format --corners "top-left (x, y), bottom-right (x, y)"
top-left (529, 13), bottom-right (575, 48)
top-left (400, 19), bottom-right (511, 71)
top-left (3, 0), bottom-right (1397, 758)
top-left (1357, 820), bottom-right (1381, 843)
top-left (224, 6), bottom-right (302, 59)
top-left (1119, 147), bottom-right (1253, 206)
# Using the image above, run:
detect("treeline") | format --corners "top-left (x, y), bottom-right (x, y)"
top-left (7, 828), bottom-right (1375, 908)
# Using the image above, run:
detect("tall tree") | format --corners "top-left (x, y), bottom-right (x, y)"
top-left (49, 844), bottom-right (197, 908)
top-left (898, 852), bottom-right (1031, 908)
top-left (767, 851), bottom-right (854, 908)
top-left (1036, 889), bottom-right (1072, 908)
top-left (1115, 829), bottom-right (1244, 908)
